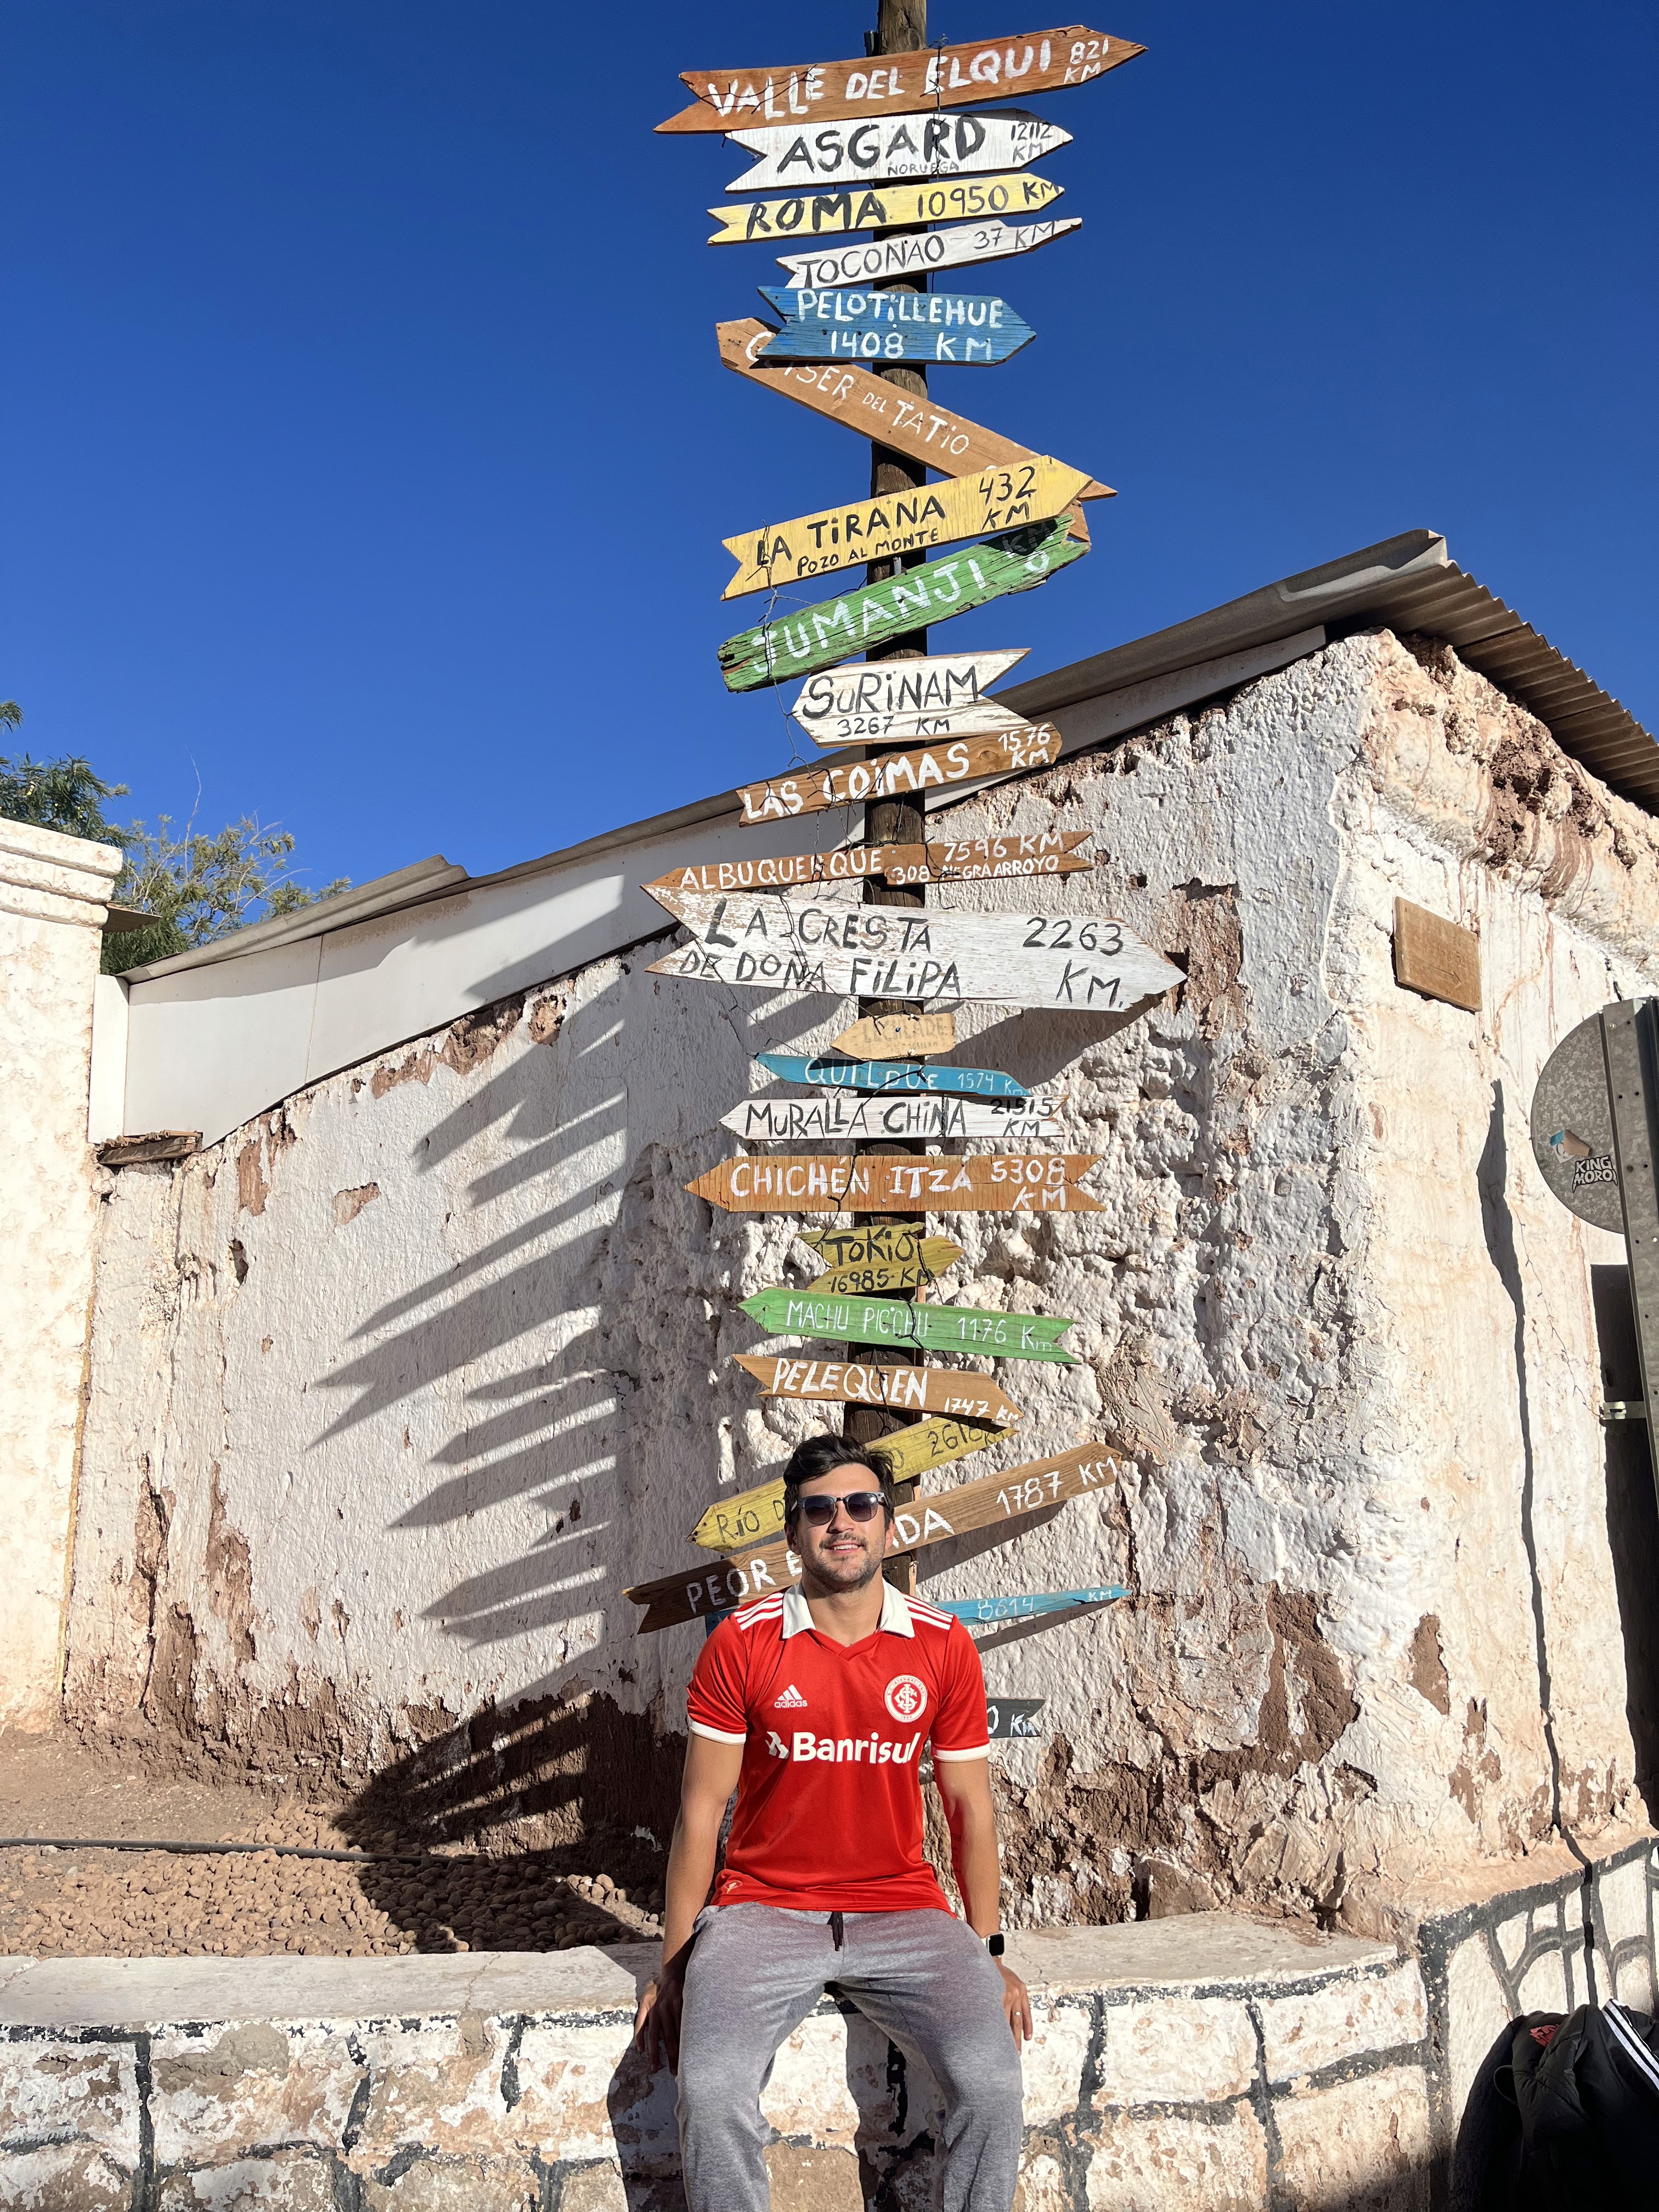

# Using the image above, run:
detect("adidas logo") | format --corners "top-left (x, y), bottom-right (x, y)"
top-left (773, 1684), bottom-right (808, 1709)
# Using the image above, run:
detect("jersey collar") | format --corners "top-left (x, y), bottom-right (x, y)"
top-left (781, 1583), bottom-right (916, 1639)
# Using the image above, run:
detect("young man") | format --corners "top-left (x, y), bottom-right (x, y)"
top-left (634, 1435), bottom-right (1030, 2212)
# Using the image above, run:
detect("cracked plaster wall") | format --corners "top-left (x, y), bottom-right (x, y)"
top-left (64, 633), bottom-right (1659, 1931)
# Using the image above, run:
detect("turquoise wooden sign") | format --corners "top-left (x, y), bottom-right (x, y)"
top-left (755, 1052), bottom-right (1028, 1099)
top-left (935, 1587), bottom-right (1127, 1625)
top-left (758, 286), bottom-right (1034, 366)
top-left (718, 510), bottom-right (1088, 692)
top-left (740, 1285), bottom-right (1076, 1364)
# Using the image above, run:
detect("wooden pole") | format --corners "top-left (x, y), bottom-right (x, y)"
top-left (844, 0), bottom-right (929, 1586)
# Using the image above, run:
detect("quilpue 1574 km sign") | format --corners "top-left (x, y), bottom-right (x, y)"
top-left (659, 27), bottom-right (1143, 132)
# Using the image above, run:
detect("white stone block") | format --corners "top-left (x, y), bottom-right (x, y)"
top-left (1020, 1997), bottom-right (1093, 2125)
top-left (513, 2019), bottom-right (667, 2169)
top-left (1099, 1998), bottom-right (1256, 2104)
top-left (1085, 2101), bottom-right (1268, 2208)
top-left (147, 2020), bottom-right (357, 2166)
top-left (0, 2034), bottom-right (140, 2159)
top-left (760, 2011), bottom-right (861, 2145)
top-left (1257, 1966), bottom-right (1426, 2083)
top-left (1272, 2064), bottom-right (1431, 2209)
top-left (350, 2016), bottom-right (511, 2159)
top-left (1445, 1936), bottom-right (1517, 2117)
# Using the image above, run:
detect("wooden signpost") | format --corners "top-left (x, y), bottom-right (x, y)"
top-left (733, 1352), bottom-right (1021, 1427)
top-left (800, 1221), bottom-right (961, 1284)
top-left (757, 1053), bottom-right (1028, 1097)
top-left (643, 834), bottom-right (1088, 900)
top-left (740, 1285), bottom-right (1079, 1359)
top-left (691, 1154), bottom-right (1103, 1215)
top-left (832, 1012), bottom-right (956, 1057)
top-left (693, 1418), bottom-right (1012, 1553)
top-left (936, 1585), bottom-right (1126, 1624)
top-left (628, 1442), bottom-right (1127, 1632)
top-left (735, 725), bottom-right (1063, 817)
top-left (719, 511), bottom-right (1089, 691)
top-left (777, 216), bottom-right (1081, 291)
top-left (707, 173), bottom-right (1066, 245)
top-left (721, 1094), bottom-right (1061, 1141)
top-left (791, 649), bottom-right (1028, 743)
top-left (724, 462), bottom-right (1089, 599)
top-left (726, 111), bottom-right (1071, 194)
top-left (647, 888), bottom-right (1183, 1013)
top-left (659, 27), bottom-right (1143, 132)
top-left (758, 287), bottom-right (1035, 368)
top-left (716, 323), bottom-right (1111, 498)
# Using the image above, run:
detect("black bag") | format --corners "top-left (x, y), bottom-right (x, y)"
top-left (1452, 2012), bottom-right (1563, 2211)
top-left (1513, 2000), bottom-right (1659, 2198)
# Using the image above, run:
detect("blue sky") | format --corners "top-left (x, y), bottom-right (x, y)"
top-left (6, 1), bottom-right (1655, 896)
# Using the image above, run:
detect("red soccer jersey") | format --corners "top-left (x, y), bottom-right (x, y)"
top-left (685, 1582), bottom-right (990, 1914)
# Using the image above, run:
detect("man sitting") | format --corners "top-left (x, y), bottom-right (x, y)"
top-left (634, 1434), bottom-right (1030, 2212)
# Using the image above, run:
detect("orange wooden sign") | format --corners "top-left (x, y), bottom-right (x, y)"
top-left (627, 1442), bottom-right (1127, 1632)
top-left (718, 321), bottom-right (1112, 499)
top-left (644, 833), bottom-right (1092, 899)
top-left (733, 1354), bottom-right (1023, 1430)
top-left (686, 1154), bottom-right (1103, 1215)
top-left (658, 26), bottom-right (1144, 132)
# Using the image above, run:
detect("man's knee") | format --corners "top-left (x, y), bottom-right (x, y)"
top-left (676, 2029), bottom-right (767, 2132)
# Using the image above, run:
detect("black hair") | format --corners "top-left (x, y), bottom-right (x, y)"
top-left (782, 1433), bottom-right (896, 1527)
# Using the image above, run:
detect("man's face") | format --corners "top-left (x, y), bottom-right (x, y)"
top-left (792, 1466), bottom-right (893, 1593)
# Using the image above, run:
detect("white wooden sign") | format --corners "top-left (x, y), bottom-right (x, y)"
top-left (646, 888), bottom-right (1184, 1013)
top-left (776, 216), bottom-right (1081, 291)
top-left (726, 109), bottom-right (1071, 193)
top-left (719, 1094), bottom-right (1061, 1142)
top-left (791, 650), bottom-right (1029, 749)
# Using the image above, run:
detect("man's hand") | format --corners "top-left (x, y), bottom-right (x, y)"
top-left (633, 1957), bottom-right (686, 2074)
top-left (998, 1960), bottom-right (1033, 2047)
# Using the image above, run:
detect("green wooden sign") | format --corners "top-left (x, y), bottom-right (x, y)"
top-left (740, 1285), bottom-right (1075, 1364)
top-left (717, 510), bottom-right (1089, 693)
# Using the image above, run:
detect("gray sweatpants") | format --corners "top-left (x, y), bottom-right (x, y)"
top-left (677, 1902), bottom-right (1023, 2212)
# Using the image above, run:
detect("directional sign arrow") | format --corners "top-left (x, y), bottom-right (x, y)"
top-left (647, 889), bottom-right (1183, 1014)
top-left (758, 287), bottom-right (1034, 368)
top-left (740, 1285), bottom-right (1078, 1359)
top-left (709, 173), bottom-right (1066, 247)
top-left (777, 216), bottom-right (1082, 291)
top-left (716, 322), bottom-right (1111, 499)
top-left (757, 1054), bottom-right (1028, 1098)
top-left (628, 1442), bottom-right (1127, 1633)
top-left (799, 1223), bottom-right (963, 1296)
top-left (691, 1155), bottom-right (1102, 1216)
top-left (724, 462), bottom-right (1087, 599)
top-left (732, 1352), bottom-right (1020, 1429)
top-left (791, 650), bottom-right (1028, 744)
top-left (721, 1094), bottom-right (1062, 1141)
top-left (735, 724), bottom-right (1062, 817)
top-left (726, 110), bottom-right (1070, 194)
top-left (641, 834), bottom-right (1093, 900)
top-left (718, 510), bottom-right (1088, 692)
top-left (832, 1013), bottom-right (956, 1058)
top-left (692, 1419), bottom-right (1012, 1550)
top-left (934, 1585), bottom-right (1127, 1625)
top-left (659, 28), bottom-right (1144, 132)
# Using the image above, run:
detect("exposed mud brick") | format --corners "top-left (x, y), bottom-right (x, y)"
top-left (1256, 1966), bottom-right (1427, 2083)
top-left (0, 2144), bottom-right (132, 2211)
top-left (156, 2149), bottom-right (337, 2208)
top-left (0, 2038), bottom-right (140, 2159)
top-left (1084, 2102), bottom-right (1268, 2208)
top-left (763, 2143), bottom-right (864, 2212)
top-left (1014, 2148), bottom-right (1071, 2212)
top-left (1270, 2066), bottom-right (1431, 2210)
top-left (554, 2164), bottom-right (629, 2212)
top-left (358, 2152), bottom-right (543, 2211)
top-left (352, 2016), bottom-right (509, 2159)
top-left (1099, 1997), bottom-right (1256, 2103)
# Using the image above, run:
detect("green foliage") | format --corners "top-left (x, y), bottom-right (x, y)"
top-left (0, 708), bottom-right (349, 974)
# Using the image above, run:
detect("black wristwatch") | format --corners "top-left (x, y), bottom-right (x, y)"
top-left (985, 1932), bottom-right (1006, 1957)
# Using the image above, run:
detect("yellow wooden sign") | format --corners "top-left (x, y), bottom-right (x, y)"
top-left (809, 1260), bottom-right (942, 1295)
top-left (722, 460), bottom-right (1090, 600)
top-left (833, 1012), bottom-right (956, 1058)
top-left (804, 1222), bottom-right (962, 1292)
top-left (708, 170), bottom-right (1065, 247)
top-left (691, 1417), bottom-right (1012, 1551)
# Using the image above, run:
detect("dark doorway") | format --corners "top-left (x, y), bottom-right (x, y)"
top-left (1590, 1265), bottom-right (1659, 1808)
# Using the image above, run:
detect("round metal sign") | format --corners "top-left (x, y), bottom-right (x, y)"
top-left (1530, 1009), bottom-right (1623, 1234)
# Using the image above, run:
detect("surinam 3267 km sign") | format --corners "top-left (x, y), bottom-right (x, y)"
top-left (629, 1443), bottom-right (1127, 1632)
top-left (658, 26), bottom-right (1143, 132)
top-left (646, 887), bottom-right (1183, 1012)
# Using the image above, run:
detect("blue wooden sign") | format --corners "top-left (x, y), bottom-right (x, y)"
top-left (935, 1587), bottom-right (1128, 1626)
top-left (758, 287), bottom-right (1034, 367)
top-left (755, 1052), bottom-right (1028, 1099)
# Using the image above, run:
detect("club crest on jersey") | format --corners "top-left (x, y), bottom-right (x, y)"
top-left (884, 1674), bottom-right (928, 1723)
top-left (773, 1684), bottom-right (809, 1708)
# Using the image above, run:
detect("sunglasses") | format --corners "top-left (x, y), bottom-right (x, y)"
top-left (793, 1491), bottom-right (888, 1527)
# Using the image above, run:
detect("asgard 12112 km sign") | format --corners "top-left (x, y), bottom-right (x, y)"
top-left (724, 110), bottom-right (1071, 193)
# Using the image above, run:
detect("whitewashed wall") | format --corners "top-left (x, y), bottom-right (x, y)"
top-left (64, 634), bottom-right (1659, 1930)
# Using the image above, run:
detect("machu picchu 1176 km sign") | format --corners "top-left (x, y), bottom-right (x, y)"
top-left (657, 26), bottom-right (1142, 132)
top-left (740, 1285), bottom-right (1079, 1359)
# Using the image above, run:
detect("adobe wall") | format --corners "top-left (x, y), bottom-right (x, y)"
top-left (61, 632), bottom-right (1659, 1929)
top-left (0, 819), bottom-right (122, 1730)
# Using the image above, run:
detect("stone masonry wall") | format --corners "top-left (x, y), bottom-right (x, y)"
top-left (0, 818), bottom-right (122, 1731)
top-left (61, 633), bottom-right (1659, 1932)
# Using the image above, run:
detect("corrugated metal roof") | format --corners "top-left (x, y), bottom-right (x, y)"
top-left (1005, 528), bottom-right (1658, 809)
